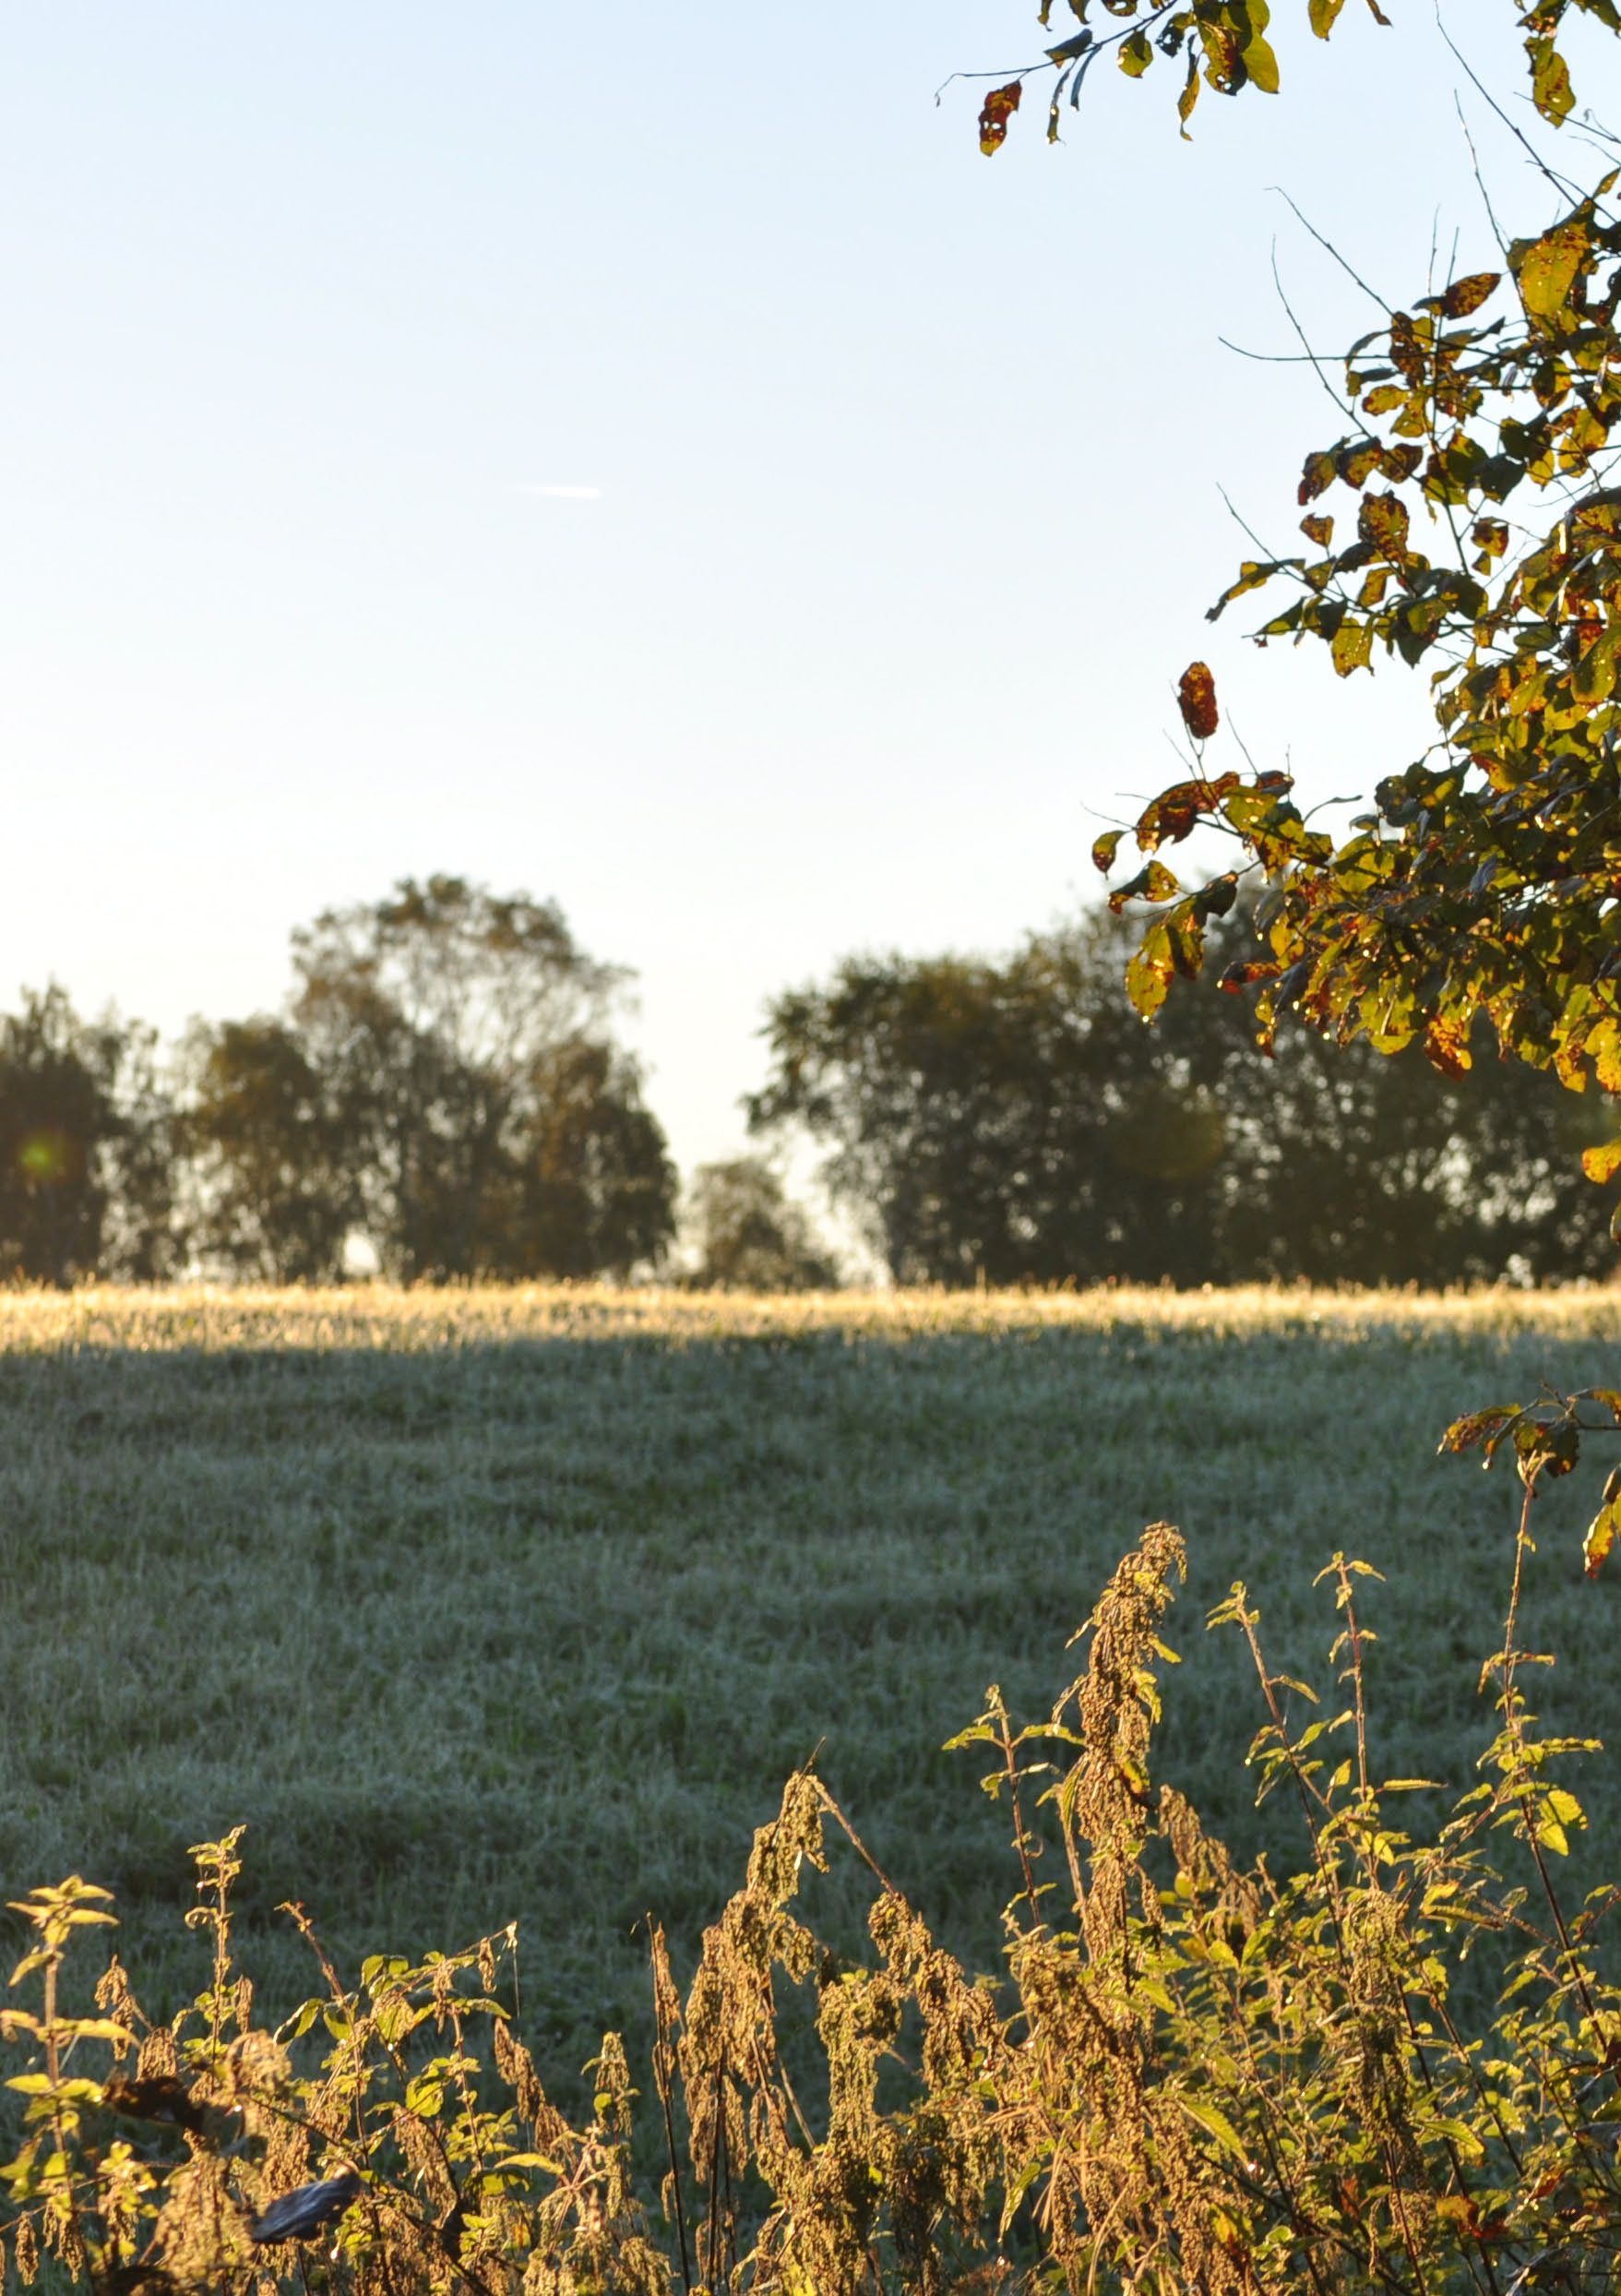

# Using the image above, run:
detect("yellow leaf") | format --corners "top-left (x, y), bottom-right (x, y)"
top-left (1529, 35), bottom-right (1574, 126)
top-left (1177, 46), bottom-right (1199, 134)
top-left (1126, 923), bottom-right (1174, 1022)
top-left (1591, 1022), bottom-right (1621, 1094)
top-left (1515, 218), bottom-right (1590, 321)
top-left (1241, 30), bottom-right (1280, 93)
top-left (1586, 1496), bottom-right (1621, 1580)
top-left (1581, 1139), bottom-right (1621, 1183)
top-left (1330, 617), bottom-right (1374, 677)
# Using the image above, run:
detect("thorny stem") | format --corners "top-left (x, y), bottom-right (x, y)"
top-left (40, 1955), bottom-right (89, 2289)
top-left (1388, 2171), bottom-right (1433, 2296)
top-left (814, 1780), bottom-right (900, 1901)
top-left (1234, 1594), bottom-right (1350, 1965)
top-left (1332, 1560), bottom-right (1372, 1813)
top-left (720, 2057), bottom-right (737, 2290)
top-left (1211, 1952), bottom-right (1341, 2296)
top-left (647, 1923), bottom-right (693, 2296)
top-left (703, 2043), bottom-right (727, 2291)
top-left (442, 2003), bottom-right (488, 2182)
top-left (995, 1694), bottom-right (1046, 1937)
top-left (281, 1901), bottom-right (373, 2187)
top-left (1335, 1571), bottom-right (1497, 2289)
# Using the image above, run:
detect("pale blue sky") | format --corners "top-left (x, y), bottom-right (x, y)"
top-left (0, 4), bottom-right (1597, 1179)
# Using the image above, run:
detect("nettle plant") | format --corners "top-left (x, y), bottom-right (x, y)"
top-left (6, 1508), bottom-right (1621, 2296)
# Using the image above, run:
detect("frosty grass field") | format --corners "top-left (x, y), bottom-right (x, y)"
top-left (4, 1281), bottom-right (1619, 2109)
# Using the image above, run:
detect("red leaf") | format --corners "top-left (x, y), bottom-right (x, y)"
top-left (978, 81), bottom-right (1022, 155)
top-left (1135, 772), bottom-right (1239, 853)
top-left (1424, 1013), bottom-right (1472, 1079)
top-left (1219, 960), bottom-right (1281, 995)
top-left (1298, 448), bottom-right (1337, 506)
top-left (1441, 270), bottom-right (1500, 318)
top-left (1177, 662), bottom-right (1220, 743)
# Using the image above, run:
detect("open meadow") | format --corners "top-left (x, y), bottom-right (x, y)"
top-left (5, 1282), bottom-right (1621, 2113)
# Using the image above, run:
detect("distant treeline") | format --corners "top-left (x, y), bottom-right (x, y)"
top-left (3, 877), bottom-right (1613, 1289)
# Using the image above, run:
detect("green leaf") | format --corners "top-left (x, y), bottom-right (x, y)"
top-left (1427, 2117), bottom-right (1486, 2161)
top-left (375, 1993), bottom-right (423, 2045)
top-left (1091, 830), bottom-right (1122, 875)
top-left (1179, 2094), bottom-right (1250, 2158)
top-left (1118, 30), bottom-right (1152, 77)
top-left (1309, 0), bottom-right (1347, 31)
top-left (1573, 627), bottom-right (1621, 707)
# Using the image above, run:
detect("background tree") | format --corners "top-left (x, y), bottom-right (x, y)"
top-left (750, 903), bottom-right (1615, 1287)
top-left (179, 1018), bottom-right (355, 1283)
top-left (94, 1017), bottom-right (185, 1283)
top-left (463, 1034), bottom-right (677, 1281)
top-left (0, 987), bottom-right (180, 1286)
top-left (751, 937), bottom-right (1133, 1286)
top-left (684, 1156), bottom-right (841, 1290)
top-left (190, 877), bottom-right (676, 1283)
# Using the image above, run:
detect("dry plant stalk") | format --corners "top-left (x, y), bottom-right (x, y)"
top-left (5, 1510), bottom-right (1620, 2296)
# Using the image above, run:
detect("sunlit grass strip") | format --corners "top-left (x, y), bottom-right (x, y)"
top-left (3, 1277), bottom-right (1621, 1352)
